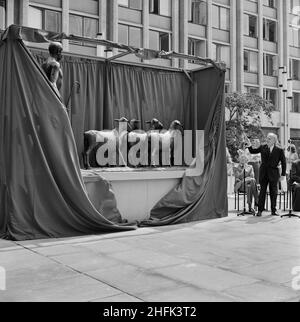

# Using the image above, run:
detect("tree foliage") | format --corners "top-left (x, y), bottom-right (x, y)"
top-left (225, 92), bottom-right (276, 161)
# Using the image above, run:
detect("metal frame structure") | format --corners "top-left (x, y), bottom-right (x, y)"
top-left (1, 25), bottom-right (226, 74)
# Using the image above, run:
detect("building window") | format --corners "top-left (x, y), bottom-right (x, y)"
top-left (263, 54), bottom-right (277, 76)
top-left (28, 6), bottom-right (62, 33)
top-left (118, 0), bottom-right (142, 10)
top-left (188, 0), bottom-right (207, 26)
top-left (188, 38), bottom-right (206, 62)
top-left (290, 0), bottom-right (300, 13)
top-left (212, 43), bottom-right (230, 68)
top-left (263, 18), bottom-right (277, 42)
top-left (69, 14), bottom-right (99, 47)
top-left (244, 50), bottom-right (258, 73)
top-left (264, 88), bottom-right (278, 110)
top-left (293, 93), bottom-right (300, 113)
top-left (118, 24), bottom-right (142, 47)
top-left (149, 30), bottom-right (171, 51)
top-left (224, 83), bottom-right (231, 94)
top-left (290, 26), bottom-right (300, 47)
top-left (290, 59), bottom-right (300, 80)
top-left (0, 0), bottom-right (6, 30)
top-left (245, 86), bottom-right (259, 95)
top-left (244, 14), bottom-right (257, 38)
top-left (212, 5), bottom-right (230, 31)
top-left (263, 0), bottom-right (276, 8)
top-left (149, 0), bottom-right (172, 17)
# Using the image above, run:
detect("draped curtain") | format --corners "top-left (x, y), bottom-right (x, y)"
top-left (31, 48), bottom-right (227, 226)
top-left (0, 26), bottom-right (135, 240)
top-left (141, 68), bottom-right (228, 225)
top-left (32, 50), bottom-right (192, 166)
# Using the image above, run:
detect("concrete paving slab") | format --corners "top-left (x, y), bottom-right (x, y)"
top-left (0, 275), bottom-right (120, 302)
top-left (138, 285), bottom-right (235, 302)
top-left (86, 264), bottom-right (185, 295)
top-left (77, 239), bottom-right (137, 255)
top-left (0, 249), bottom-right (56, 270)
top-left (223, 282), bottom-right (299, 302)
top-left (92, 293), bottom-right (143, 302)
top-left (1, 198), bottom-right (300, 302)
top-left (223, 258), bottom-right (300, 284)
top-left (51, 251), bottom-right (121, 273)
top-left (4, 263), bottom-right (79, 290)
top-left (33, 244), bottom-right (88, 257)
top-left (108, 249), bottom-right (187, 269)
top-left (153, 262), bottom-right (259, 292)
top-left (0, 240), bottom-right (18, 249)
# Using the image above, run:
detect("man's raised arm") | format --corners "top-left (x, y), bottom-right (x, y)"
top-left (245, 137), bottom-right (262, 154)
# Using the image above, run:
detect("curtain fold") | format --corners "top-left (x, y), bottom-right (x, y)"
top-left (140, 68), bottom-right (228, 225)
top-left (105, 63), bottom-right (192, 131)
top-left (0, 27), bottom-right (135, 241)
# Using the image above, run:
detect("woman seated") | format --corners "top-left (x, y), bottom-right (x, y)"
top-left (233, 151), bottom-right (259, 213)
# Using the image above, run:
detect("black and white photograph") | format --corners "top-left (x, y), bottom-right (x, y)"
top-left (0, 0), bottom-right (300, 305)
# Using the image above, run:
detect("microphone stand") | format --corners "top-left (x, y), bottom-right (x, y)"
top-left (238, 168), bottom-right (256, 217)
top-left (281, 170), bottom-right (300, 219)
top-left (281, 139), bottom-right (300, 219)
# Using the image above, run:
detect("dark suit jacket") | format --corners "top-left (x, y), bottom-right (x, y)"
top-left (291, 159), bottom-right (300, 184)
top-left (248, 145), bottom-right (286, 182)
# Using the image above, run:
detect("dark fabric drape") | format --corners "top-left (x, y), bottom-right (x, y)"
top-left (105, 63), bottom-right (192, 130)
top-left (32, 51), bottom-right (107, 162)
top-left (31, 48), bottom-right (227, 227)
top-left (0, 25), bottom-right (135, 240)
top-left (31, 51), bottom-right (192, 166)
top-left (140, 68), bottom-right (228, 225)
top-left (0, 25), bottom-right (227, 240)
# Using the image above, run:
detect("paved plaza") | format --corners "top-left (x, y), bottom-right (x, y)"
top-left (0, 195), bottom-right (300, 302)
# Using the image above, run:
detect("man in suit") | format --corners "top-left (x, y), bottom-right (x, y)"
top-left (247, 133), bottom-right (286, 217)
top-left (290, 159), bottom-right (300, 211)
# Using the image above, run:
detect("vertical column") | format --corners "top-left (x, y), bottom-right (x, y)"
top-left (172, 0), bottom-right (179, 68)
top-left (62, 0), bottom-right (69, 52)
top-left (142, 0), bottom-right (149, 49)
top-left (107, 0), bottom-right (118, 56)
top-left (230, 0), bottom-right (237, 92)
top-left (97, 0), bottom-right (107, 57)
top-left (20, 0), bottom-right (29, 26)
top-left (283, 0), bottom-right (291, 145)
top-left (236, 0), bottom-right (244, 92)
top-left (179, 0), bottom-right (187, 69)
top-left (6, 0), bottom-right (14, 26)
top-left (207, 0), bottom-right (213, 59)
top-left (277, 0), bottom-right (285, 145)
top-left (107, 0), bottom-right (118, 41)
top-left (258, 0), bottom-right (264, 97)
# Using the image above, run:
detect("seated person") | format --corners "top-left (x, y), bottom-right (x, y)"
top-left (247, 138), bottom-right (261, 184)
top-left (290, 159), bottom-right (300, 211)
top-left (233, 151), bottom-right (259, 212)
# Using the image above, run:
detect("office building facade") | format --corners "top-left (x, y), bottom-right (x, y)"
top-left (1, 0), bottom-right (300, 146)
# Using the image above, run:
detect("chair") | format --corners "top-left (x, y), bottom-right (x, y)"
top-left (265, 190), bottom-right (286, 211)
top-left (235, 187), bottom-right (286, 212)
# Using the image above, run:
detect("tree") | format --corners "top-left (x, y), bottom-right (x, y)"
top-left (225, 92), bottom-right (276, 161)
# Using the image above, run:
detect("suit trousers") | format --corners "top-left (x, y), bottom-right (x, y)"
top-left (293, 184), bottom-right (300, 211)
top-left (258, 177), bottom-right (278, 213)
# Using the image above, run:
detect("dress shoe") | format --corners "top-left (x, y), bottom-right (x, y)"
top-left (256, 211), bottom-right (262, 217)
top-left (271, 212), bottom-right (280, 217)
